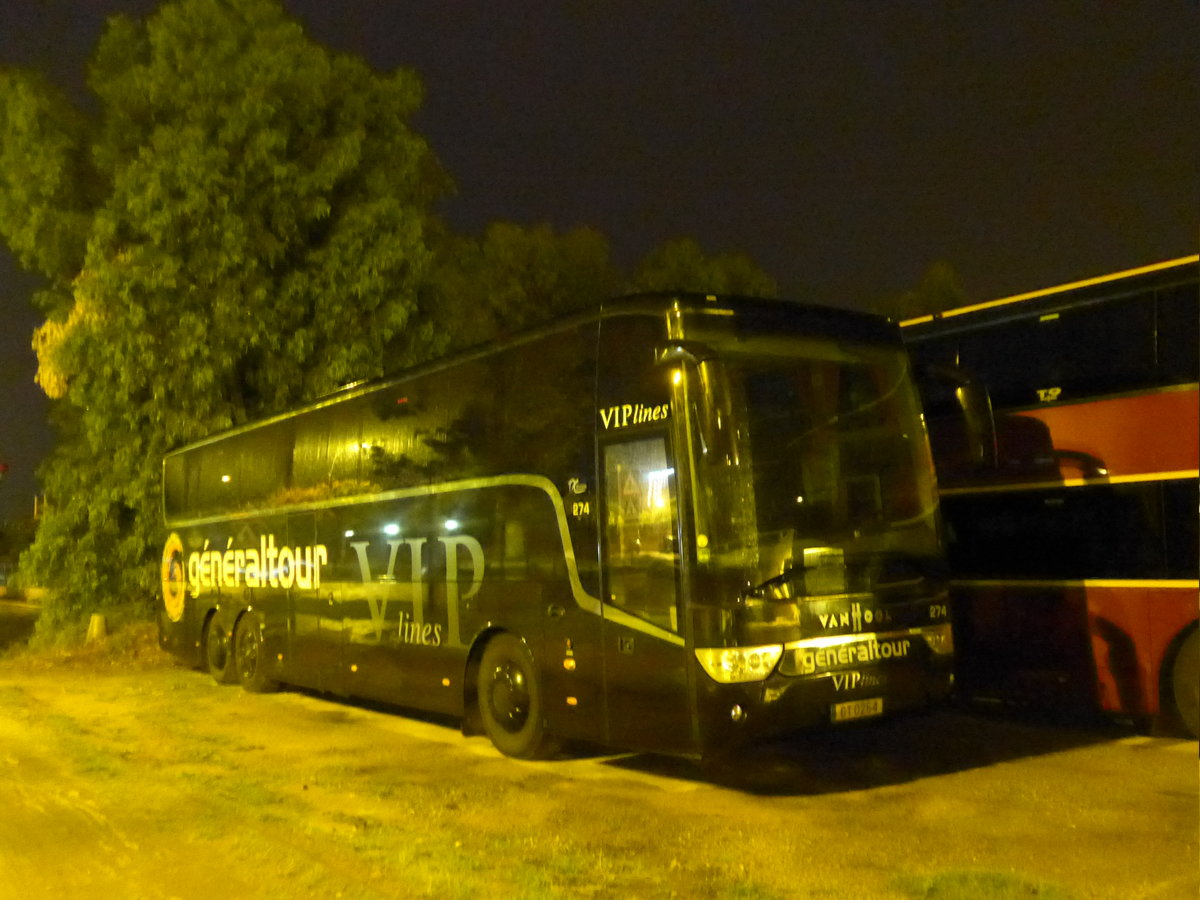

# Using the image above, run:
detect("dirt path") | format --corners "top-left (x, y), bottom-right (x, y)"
top-left (0, 627), bottom-right (1196, 899)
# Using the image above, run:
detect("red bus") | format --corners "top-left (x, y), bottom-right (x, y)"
top-left (903, 256), bottom-right (1198, 737)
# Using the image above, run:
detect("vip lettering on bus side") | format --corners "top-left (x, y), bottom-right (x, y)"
top-left (831, 670), bottom-right (885, 692)
top-left (599, 402), bottom-right (670, 430)
top-left (348, 535), bottom-right (485, 649)
top-left (796, 637), bottom-right (912, 676)
top-left (185, 534), bottom-right (329, 596)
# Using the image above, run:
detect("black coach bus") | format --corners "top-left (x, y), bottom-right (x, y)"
top-left (159, 293), bottom-right (954, 759)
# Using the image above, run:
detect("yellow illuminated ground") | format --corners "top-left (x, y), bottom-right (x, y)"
top-left (0, 622), bottom-right (1195, 899)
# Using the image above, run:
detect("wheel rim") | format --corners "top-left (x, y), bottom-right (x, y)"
top-left (237, 627), bottom-right (260, 683)
top-left (487, 659), bottom-right (530, 733)
top-left (205, 621), bottom-right (228, 672)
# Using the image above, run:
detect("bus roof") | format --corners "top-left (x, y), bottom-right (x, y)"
top-left (900, 255), bottom-right (1199, 331)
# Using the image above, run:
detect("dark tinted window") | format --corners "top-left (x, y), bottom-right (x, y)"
top-left (292, 401), bottom-right (363, 496)
top-left (165, 421), bottom-right (295, 522)
top-left (1157, 283), bottom-right (1200, 385)
top-left (909, 276), bottom-right (1198, 408)
top-left (494, 325), bottom-right (597, 481)
top-left (167, 323), bottom-right (601, 532)
top-left (236, 420), bottom-right (295, 509)
top-left (507, 324), bottom-right (600, 591)
top-left (354, 325), bottom-right (596, 491)
top-left (163, 455), bottom-right (186, 521)
top-left (1164, 480), bottom-right (1200, 579)
top-left (954, 294), bottom-right (1156, 406)
top-left (360, 359), bottom-right (494, 490)
top-left (597, 314), bottom-right (670, 432)
top-left (176, 434), bottom-right (276, 520)
top-left (942, 483), bottom-right (1171, 579)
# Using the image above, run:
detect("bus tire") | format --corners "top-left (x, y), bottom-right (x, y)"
top-left (202, 612), bottom-right (236, 684)
top-left (234, 614), bottom-right (278, 694)
top-left (1170, 630), bottom-right (1198, 739)
top-left (477, 633), bottom-right (558, 760)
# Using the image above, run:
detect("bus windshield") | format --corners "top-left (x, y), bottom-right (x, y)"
top-left (685, 339), bottom-right (940, 604)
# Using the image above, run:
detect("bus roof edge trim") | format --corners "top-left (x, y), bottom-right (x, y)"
top-left (900, 255), bottom-right (1200, 328)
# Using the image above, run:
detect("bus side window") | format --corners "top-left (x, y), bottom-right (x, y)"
top-left (1157, 283), bottom-right (1200, 384)
top-left (292, 401), bottom-right (364, 497)
top-left (602, 437), bottom-right (681, 632)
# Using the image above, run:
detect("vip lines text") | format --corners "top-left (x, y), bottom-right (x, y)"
top-left (348, 536), bottom-right (485, 649)
top-left (600, 402), bottom-right (670, 430)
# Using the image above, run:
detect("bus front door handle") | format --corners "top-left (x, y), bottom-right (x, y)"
top-left (547, 604), bottom-right (566, 618)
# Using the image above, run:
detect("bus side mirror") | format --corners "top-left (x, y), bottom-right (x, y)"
top-left (917, 363), bottom-right (998, 471)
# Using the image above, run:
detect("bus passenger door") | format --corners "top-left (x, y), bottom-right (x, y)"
top-left (599, 436), bottom-right (696, 755)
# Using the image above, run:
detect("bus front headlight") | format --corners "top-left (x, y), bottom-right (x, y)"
top-left (695, 645), bottom-right (784, 684)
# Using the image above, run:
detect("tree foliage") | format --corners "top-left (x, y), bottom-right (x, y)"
top-left (417, 222), bottom-right (619, 353)
top-left (417, 228), bottom-right (779, 354)
top-left (872, 260), bottom-right (968, 322)
top-left (0, 0), bottom-right (781, 627)
top-left (630, 237), bottom-right (778, 297)
top-left (0, 0), bottom-right (447, 623)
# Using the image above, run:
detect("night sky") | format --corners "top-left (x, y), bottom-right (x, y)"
top-left (0, 1), bottom-right (1197, 520)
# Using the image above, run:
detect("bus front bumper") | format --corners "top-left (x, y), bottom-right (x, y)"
top-left (696, 649), bottom-right (955, 751)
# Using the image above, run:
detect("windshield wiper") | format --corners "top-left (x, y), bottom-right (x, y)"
top-left (746, 566), bottom-right (804, 598)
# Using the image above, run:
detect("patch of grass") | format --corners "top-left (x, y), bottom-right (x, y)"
top-left (213, 774), bottom-right (284, 814)
top-left (893, 869), bottom-right (1074, 900)
top-left (43, 712), bottom-right (88, 737)
top-left (41, 712), bottom-right (127, 777)
top-left (0, 683), bottom-right (29, 705)
top-left (492, 831), bottom-right (690, 900)
top-left (719, 881), bottom-right (784, 900)
top-left (380, 830), bottom-right (493, 900)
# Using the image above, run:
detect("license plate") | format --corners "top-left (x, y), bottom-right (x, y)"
top-left (831, 697), bottom-right (884, 723)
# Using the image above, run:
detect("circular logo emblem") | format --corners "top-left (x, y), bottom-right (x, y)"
top-left (161, 532), bottom-right (186, 622)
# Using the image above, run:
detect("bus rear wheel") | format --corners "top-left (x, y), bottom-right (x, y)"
top-left (477, 634), bottom-right (558, 759)
top-left (1171, 630), bottom-right (1198, 739)
top-left (203, 613), bottom-right (236, 684)
top-left (234, 615), bottom-right (278, 694)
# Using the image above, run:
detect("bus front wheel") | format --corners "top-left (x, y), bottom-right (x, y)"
top-left (1171, 630), bottom-right (1198, 739)
top-left (477, 634), bottom-right (558, 760)
top-left (203, 613), bottom-right (236, 684)
top-left (234, 615), bottom-right (278, 694)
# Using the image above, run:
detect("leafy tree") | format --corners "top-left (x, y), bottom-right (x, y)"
top-left (630, 237), bottom-right (778, 297)
top-left (1, 1), bottom-right (783, 628)
top-left (873, 260), bottom-right (968, 322)
top-left (477, 222), bottom-right (619, 330)
top-left (0, 0), bottom-right (447, 625)
top-left (416, 221), bottom-right (619, 352)
top-left (416, 228), bottom-right (779, 352)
